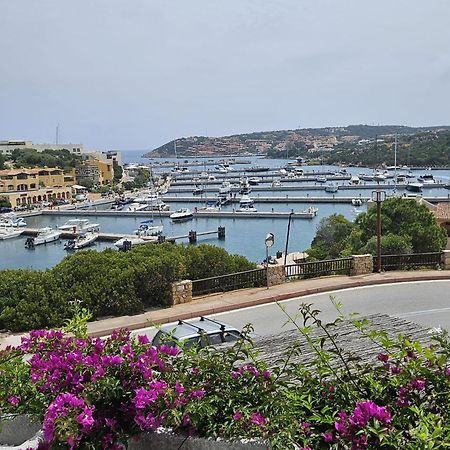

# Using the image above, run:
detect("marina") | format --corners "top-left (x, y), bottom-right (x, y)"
top-left (2, 155), bottom-right (450, 271)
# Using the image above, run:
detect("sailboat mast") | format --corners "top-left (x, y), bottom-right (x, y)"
top-left (394, 135), bottom-right (397, 193)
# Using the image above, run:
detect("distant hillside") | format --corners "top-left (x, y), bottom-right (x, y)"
top-left (144, 125), bottom-right (450, 161)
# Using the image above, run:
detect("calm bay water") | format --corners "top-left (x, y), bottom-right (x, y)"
top-left (1, 155), bottom-right (449, 271)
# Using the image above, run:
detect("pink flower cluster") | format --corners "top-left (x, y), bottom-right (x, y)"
top-left (334, 400), bottom-right (392, 449)
top-left (12, 329), bottom-right (206, 448)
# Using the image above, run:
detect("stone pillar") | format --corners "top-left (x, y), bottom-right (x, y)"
top-left (350, 254), bottom-right (373, 276)
top-left (171, 280), bottom-right (193, 305)
top-left (441, 250), bottom-right (450, 270)
top-left (267, 265), bottom-right (286, 287)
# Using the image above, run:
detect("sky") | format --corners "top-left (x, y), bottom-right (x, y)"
top-left (1, 0), bottom-right (450, 151)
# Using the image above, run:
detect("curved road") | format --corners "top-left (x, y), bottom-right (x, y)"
top-left (134, 280), bottom-right (450, 339)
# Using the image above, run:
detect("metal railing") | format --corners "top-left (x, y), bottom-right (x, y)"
top-left (192, 268), bottom-right (267, 296)
top-left (285, 257), bottom-right (353, 279)
top-left (373, 252), bottom-right (442, 271)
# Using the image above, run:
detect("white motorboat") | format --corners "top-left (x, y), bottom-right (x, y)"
top-left (134, 220), bottom-right (163, 236)
top-left (316, 176), bottom-right (327, 183)
top-left (297, 206), bottom-right (319, 218)
top-left (405, 182), bottom-right (423, 192)
top-left (324, 183), bottom-right (338, 193)
top-left (58, 219), bottom-right (100, 233)
top-left (271, 180), bottom-right (282, 188)
top-left (418, 174), bottom-right (436, 184)
top-left (248, 177), bottom-right (262, 185)
top-left (198, 201), bottom-right (221, 212)
top-left (351, 198), bottom-right (363, 207)
top-left (114, 235), bottom-right (157, 250)
top-left (219, 181), bottom-right (232, 196)
top-left (64, 231), bottom-right (99, 250)
top-left (0, 226), bottom-right (24, 240)
top-left (0, 213), bottom-right (27, 227)
top-left (192, 186), bottom-right (204, 196)
top-left (127, 202), bottom-right (149, 212)
top-left (170, 208), bottom-right (194, 222)
top-left (237, 195), bottom-right (257, 212)
top-left (25, 227), bottom-right (61, 247)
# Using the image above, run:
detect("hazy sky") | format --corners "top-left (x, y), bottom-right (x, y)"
top-left (1, 0), bottom-right (450, 150)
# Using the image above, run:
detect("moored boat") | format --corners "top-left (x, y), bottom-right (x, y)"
top-left (237, 195), bottom-right (257, 212)
top-left (25, 227), bottom-right (62, 248)
top-left (134, 220), bottom-right (163, 236)
top-left (0, 225), bottom-right (24, 239)
top-left (170, 208), bottom-right (194, 222)
top-left (58, 219), bottom-right (100, 232)
top-left (64, 230), bottom-right (99, 250)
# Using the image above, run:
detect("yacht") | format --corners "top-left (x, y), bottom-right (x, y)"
top-left (248, 177), bottom-right (262, 185)
top-left (405, 182), bottom-right (423, 193)
top-left (218, 181), bottom-right (232, 196)
top-left (170, 208), bottom-right (194, 222)
top-left (58, 219), bottom-right (100, 233)
top-left (417, 173), bottom-right (436, 184)
top-left (324, 183), bottom-right (338, 193)
top-left (237, 195), bottom-right (257, 212)
top-left (114, 236), bottom-right (157, 250)
top-left (127, 202), bottom-right (150, 212)
top-left (25, 227), bottom-right (62, 247)
top-left (0, 213), bottom-right (27, 227)
top-left (193, 186), bottom-right (204, 196)
top-left (0, 225), bottom-right (24, 240)
top-left (64, 230), bottom-right (99, 250)
top-left (134, 220), bottom-right (163, 236)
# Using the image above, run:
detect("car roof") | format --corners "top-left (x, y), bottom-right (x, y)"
top-left (156, 317), bottom-right (240, 340)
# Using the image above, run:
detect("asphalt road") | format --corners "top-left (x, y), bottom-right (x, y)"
top-left (133, 280), bottom-right (450, 340)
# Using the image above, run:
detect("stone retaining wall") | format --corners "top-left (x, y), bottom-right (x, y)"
top-left (350, 254), bottom-right (374, 276)
top-left (171, 280), bottom-right (193, 305)
top-left (267, 265), bottom-right (285, 287)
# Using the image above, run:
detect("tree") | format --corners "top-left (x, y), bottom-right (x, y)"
top-left (307, 214), bottom-right (355, 260)
top-left (0, 196), bottom-right (11, 208)
top-left (0, 154), bottom-right (6, 170)
top-left (355, 198), bottom-right (447, 253)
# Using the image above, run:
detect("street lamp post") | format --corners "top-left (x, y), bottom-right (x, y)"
top-left (284, 212), bottom-right (294, 266)
top-left (372, 190), bottom-right (386, 273)
top-left (265, 232), bottom-right (275, 289)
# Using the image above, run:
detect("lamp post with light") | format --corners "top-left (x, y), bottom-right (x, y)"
top-left (372, 190), bottom-right (386, 273)
top-left (264, 232), bottom-right (275, 289)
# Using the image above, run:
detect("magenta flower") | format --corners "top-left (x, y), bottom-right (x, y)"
top-left (7, 395), bottom-right (20, 406)
top-left (323, 431), bottom-right (333, 442)
top-left (249, 412), bottom-right (266, 428)
top-left (410, 378), bottom-right (426, 392)
top-left (232, 411), bottom-right (243, 421)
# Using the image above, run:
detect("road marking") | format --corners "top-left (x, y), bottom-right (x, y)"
top-left (397, 307), bottom-right (450, 318)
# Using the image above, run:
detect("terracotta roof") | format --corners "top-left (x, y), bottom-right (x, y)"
top-left (0, 168), bottom-right (40, 176)
top-left (435, 203), bottom-right (450, 220)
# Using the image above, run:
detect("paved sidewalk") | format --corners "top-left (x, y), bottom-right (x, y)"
top-left (1, 270), bottom-right (449, 349)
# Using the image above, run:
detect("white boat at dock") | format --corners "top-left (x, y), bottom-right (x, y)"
top-left (58, 219), bottom-right (100, 232)
top-left (297, 206), bottom-right (319, 218)
top-left (405, 182), bottom-right (423, 192)
top-left (114, 235), bottom-right (158, 250)
top-left (127, 202), bottom-right (150, 212)
top-left (170, 208), bottom-right (194, 222)
top-left (25, 227), bottom-right (62, 247)
top-left (64, 230), bottom-right (99, 250)
top-left (134, 220), bottom-right (163, 236)
top-left (237, 195), bottom-right (257, 212)
top-left (324, 183), bottom-right (338, 193)
top-left (316, 176), bottom-right (327, 183)
top-left (0, 225), bottom-right (24, 239)
top-left (219, 181), bottom-right (232, 196)
top-left (351, 198), bottom-right (363, 207)
top-left (248, 177), bottom-right (262, 185)
top-left (0, 213), bottom-right (27, 227)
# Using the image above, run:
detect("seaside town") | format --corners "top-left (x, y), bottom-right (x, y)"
top-left (2, 1), bottom-right (450, 449)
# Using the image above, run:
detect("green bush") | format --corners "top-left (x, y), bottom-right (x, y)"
top-left (0, 244), bottom-right (255, 332)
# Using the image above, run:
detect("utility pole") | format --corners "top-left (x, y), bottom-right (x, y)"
top-left (284, 212), bottom-right (294, 266)
top-left (372, 190), bottom-right (386, 272)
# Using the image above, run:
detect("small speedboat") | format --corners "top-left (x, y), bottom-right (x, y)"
top-left (0, 213), bottom-right (27, 227)
top-left (25, 227), bottom-right (61, 248)
top-left (316, 176), bottom-right (327, 183)
top-left (351, 198), bottom-right (363, 207)
top-left (325, 183), bottom-right (338, 193)
top-left (170, 208), bottom-right (194, 222)
top-left (237, 195), bottom-right (257, 212)
top-left (64, 231), bottom-right (99, 250)
top-left (0, 225), bottom-right (24, 240)
top-left (248, 177), bottom-right (262, 185)
top-left (58, 219), bottom-right (100, 232)
top-left (192, 186), bottom-right (204, 196)
top-left (134, 220), bottom-right (163, 236)
top-left (114, 235), bottom-right (157, 250)
top-left (296, 207), bottom-right (319, 218)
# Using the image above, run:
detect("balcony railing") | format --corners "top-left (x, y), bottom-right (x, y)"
top-left (192, 268), bottom-right (267, 296)
top-left (285, 257), bottom-right (353, 279)
top-left (373, 253), bottom-right (442, 271)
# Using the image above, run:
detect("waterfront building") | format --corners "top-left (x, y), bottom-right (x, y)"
top-left (0, 168), bottom-right (73, 207)
top-left (75, 158), bottom-right (114, 186)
